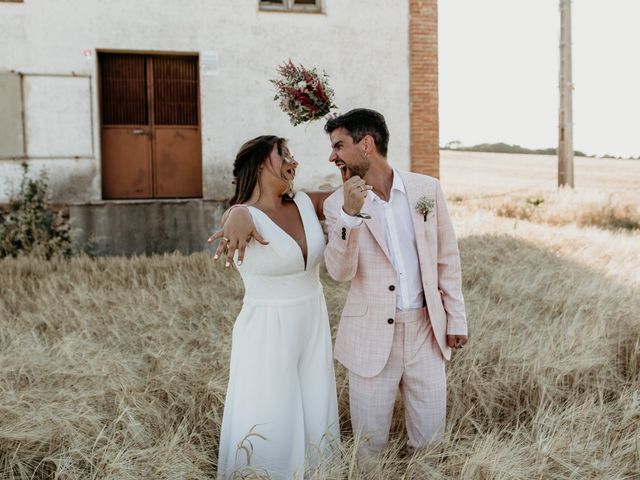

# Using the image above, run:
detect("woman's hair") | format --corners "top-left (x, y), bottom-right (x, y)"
top-left (230, 135), bottom-right (287, 205)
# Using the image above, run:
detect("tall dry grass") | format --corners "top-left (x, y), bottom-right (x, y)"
top-left (452, 189), bottom-right (640, 231)
top-left (1, 200), bottom-right (638, 478)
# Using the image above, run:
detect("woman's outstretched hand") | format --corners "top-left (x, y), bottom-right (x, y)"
top-left (208, 207), bottom-right (268, 268)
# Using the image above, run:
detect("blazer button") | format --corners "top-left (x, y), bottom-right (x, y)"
top-left (387, 318), bottom-right (394, 325)
top-left (389, 285), bottom-right (395, 291)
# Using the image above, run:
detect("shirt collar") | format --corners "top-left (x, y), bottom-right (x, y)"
top-left (371, 168), bottom-right (405, 204)
top-left (391, 168), bottom-right (406, 194)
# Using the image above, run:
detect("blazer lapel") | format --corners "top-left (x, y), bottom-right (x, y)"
top-left (400, 171), bottom-right (435, 281)
top-left (362, 195), bottom-right (393, 264)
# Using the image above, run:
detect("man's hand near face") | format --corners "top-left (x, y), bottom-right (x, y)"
top-left (342, 176), bottom-right (372, 217)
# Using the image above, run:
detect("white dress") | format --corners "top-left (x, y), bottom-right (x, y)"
top-left (217, 192), bottom-right (340, 480)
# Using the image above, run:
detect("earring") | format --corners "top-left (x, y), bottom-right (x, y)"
top-left (283, 179), bottom-right (295, 199)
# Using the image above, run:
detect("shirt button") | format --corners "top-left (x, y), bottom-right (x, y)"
top-left (387, 318), bottom-right (394, 325)
top-left (389, 285), bottom-right (395, 291)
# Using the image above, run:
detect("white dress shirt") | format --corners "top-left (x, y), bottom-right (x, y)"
top-left (340, 169), bottom-right (425, 310)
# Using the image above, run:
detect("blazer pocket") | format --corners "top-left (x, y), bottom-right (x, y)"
top-left (341, 303), bottom-right (368, 317)
top-left (438, 289), bottom-right (448, 315)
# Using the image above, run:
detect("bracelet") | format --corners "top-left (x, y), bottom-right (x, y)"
top-left (227, 204), bottom-right (249, 213)
top-left (222, 204), bottom-right (249, 223)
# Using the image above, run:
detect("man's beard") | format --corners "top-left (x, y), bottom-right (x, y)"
top-left (347, 164), bottom-right (367, 179)
top-left (344, 153), bottom-right (370, 180)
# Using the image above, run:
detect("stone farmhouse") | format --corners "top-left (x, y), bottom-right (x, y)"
top-left (0, 0), bottom-right (439, 254)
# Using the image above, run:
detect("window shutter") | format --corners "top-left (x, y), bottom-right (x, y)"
top-left (153, 56), bottom-right (199, 126)
top-left (100, 54), bottom-right (148, 126)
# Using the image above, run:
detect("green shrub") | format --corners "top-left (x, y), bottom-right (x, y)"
top-left (0, 163), bottom-right (72, 259)
top-left (526, 195), bottom-right (545, 207)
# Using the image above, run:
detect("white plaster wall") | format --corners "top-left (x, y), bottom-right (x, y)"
top-left (0, 0), bottom-right (410, 203)
top-left (1, 158), bottom-right (99, 203)
top-left (24, 76), bottom-right (93, 157)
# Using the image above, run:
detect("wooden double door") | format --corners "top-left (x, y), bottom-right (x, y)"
top-left (99, 53), bottom-right (202, 199)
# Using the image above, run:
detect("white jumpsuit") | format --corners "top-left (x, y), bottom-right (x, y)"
top-left (217, 192), bottom-right (340, 479)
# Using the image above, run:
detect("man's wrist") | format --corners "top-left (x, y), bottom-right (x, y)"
top-left (340, 208), bottom-right (363, 227)
top-left (342, 206), bottom-right (359, 217)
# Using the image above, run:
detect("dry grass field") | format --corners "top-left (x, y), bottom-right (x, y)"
top-left (1, 152), bottom-right (639, 479)
top-left (441, 151), bottom-right (640, 232)
top-left (440, 150), bottom-right (640, 195)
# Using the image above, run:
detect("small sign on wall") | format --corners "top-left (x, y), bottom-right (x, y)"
top-left (201, 51), bottom-right (219, 76)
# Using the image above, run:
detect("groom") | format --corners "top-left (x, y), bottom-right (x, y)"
top-left (323, 108), bottom-right (467, 455)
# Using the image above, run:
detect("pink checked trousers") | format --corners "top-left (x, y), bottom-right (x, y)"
top-left (348, 307), bottom-right (446, 454)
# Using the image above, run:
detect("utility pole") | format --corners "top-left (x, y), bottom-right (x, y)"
top-left (558, 0), bottom-right (574, 188)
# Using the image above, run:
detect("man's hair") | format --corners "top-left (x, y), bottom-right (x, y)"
top-left (324, 108), bottom-right (389, 156)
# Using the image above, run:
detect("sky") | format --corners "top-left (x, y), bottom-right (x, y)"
top-left (438, 0), bottom-right (640, 158)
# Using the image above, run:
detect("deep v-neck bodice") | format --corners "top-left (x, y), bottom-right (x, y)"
top-left (236, 192), bottom-right (325, 279)
top-left (251, 197), bottom-right (309, 269)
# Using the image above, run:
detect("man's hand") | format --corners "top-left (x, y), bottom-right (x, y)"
top-left (342, 176), bottom-right (372, 216)
top-left (447, 335), bottom-right (468, 350)
top-left (208, 207), bottom-right (268, 268)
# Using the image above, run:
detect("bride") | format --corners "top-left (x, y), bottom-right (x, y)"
top-left (212, 136), bottom-right (352, 479)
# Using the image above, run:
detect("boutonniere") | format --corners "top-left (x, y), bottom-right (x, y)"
top-left (415, 196), bottom-right (435, 222)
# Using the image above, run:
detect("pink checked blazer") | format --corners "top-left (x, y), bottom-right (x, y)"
top-left (323, 170), bottom-right (467, 378)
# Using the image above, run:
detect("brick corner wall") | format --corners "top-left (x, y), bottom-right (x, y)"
top-left (410, 0), bottom-right (439, 178)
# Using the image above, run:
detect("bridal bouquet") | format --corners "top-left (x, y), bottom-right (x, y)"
top-left (270, 59), bottom-right (337, 126)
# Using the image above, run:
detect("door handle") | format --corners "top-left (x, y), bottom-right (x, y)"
top-left (132, 129), bottom-right (148, 135)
